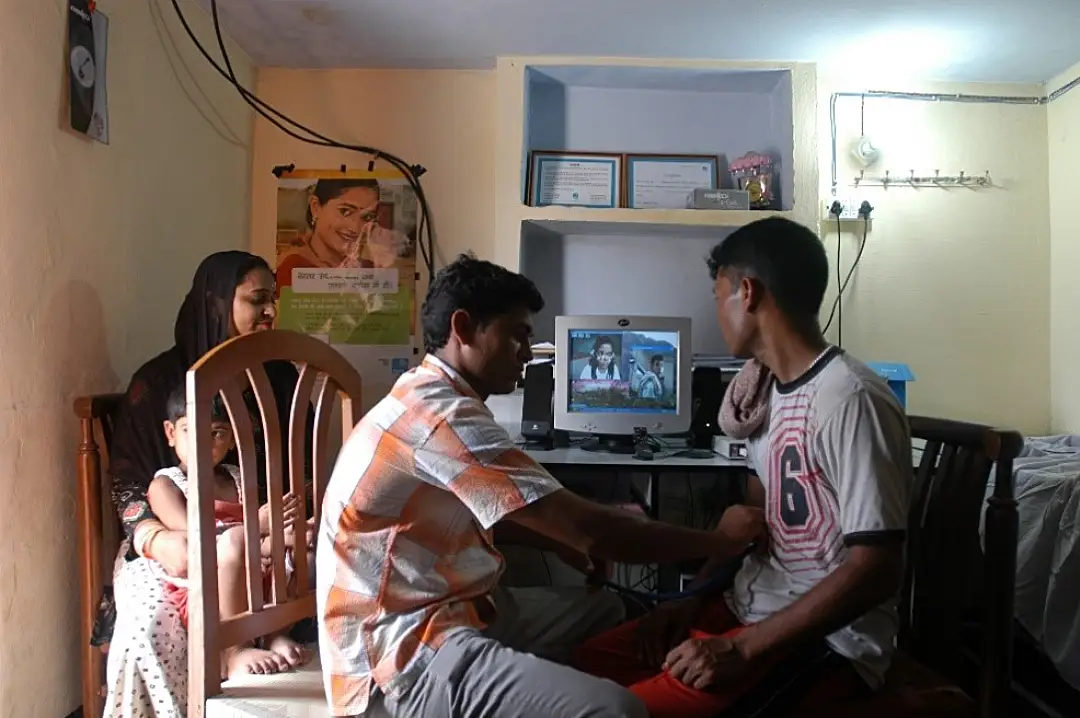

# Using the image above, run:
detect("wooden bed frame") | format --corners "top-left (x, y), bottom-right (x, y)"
top-left (75, 397), bottom-right (1024, 718)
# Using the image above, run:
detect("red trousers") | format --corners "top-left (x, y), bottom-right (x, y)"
top-left (572, 601), bottom-right (865, 718)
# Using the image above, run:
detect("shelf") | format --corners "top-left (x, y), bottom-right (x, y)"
top-left (519, 205), bottom-right (786, 237)
top-left (522, 64), bottom-right (795, 212)
top-left (519, 222), bottom-right (731, 355)
top-left (493, 58), bottom-right (817, 272)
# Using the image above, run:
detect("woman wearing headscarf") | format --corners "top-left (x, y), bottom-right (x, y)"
top-left (103, 251), bottom-right (311, 717)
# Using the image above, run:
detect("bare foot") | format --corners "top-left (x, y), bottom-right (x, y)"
top-left (268, 633), bottom-right (311, 668)
top-left (222, 645), bottom-right (290, 679)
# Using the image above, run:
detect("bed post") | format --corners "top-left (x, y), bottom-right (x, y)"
top-left (980, 431), bottom-right (1021, 718)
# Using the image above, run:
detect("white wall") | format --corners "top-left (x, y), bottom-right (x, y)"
top-left (0, 1), bottom-right (253, 714)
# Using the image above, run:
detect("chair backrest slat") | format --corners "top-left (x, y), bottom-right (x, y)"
top-left (287, 363), bottom-right (319, 598)
top-left (188, 360), bottom-right (225, 710)
top-left (247, 363), bottom-right (289, 603)
top-left (312, 377), bottom-right (345, 523)
top-left (185, 330), bottom-right (363, 717)
top-left (903, 415), bottom-right (1022, 718)
top-left (220, 378), bottom-right (265, 613)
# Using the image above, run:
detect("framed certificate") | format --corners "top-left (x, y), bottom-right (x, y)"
top-left (625, 154), bottom-right (720, 210)
top-left (527, 151), bottom-right (622, 208)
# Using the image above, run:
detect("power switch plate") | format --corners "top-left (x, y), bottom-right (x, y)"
top-left (822, 198), bottom-right (871, 221)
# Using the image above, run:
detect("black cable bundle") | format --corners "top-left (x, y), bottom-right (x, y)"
top-left (168, 0), bottom-right (436, 278)
top-left (823, 210), bottom-right (871, 346)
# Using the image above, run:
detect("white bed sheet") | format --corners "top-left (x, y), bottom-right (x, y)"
top-left (984, 435), bottom-right (1080, 690)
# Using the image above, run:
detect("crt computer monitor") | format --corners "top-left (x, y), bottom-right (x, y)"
top-left (553, 315), bottom-right (693, 446)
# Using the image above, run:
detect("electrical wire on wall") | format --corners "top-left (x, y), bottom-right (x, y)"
top-left (834, 216), bottom-right (843, 347)
top-left (168, 0), bottom-right (437, 279)
top-left (822, 207), bottom-right (872, 348)
top-left (829, 79), bottom-right (1080, 197)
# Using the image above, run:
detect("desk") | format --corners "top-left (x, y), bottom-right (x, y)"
top-left (525, 447), bottom-right (748, 471)
top-left (526, 445), bottom-right (748, 516)
top-left (526, 446), bottom-right (748, 591)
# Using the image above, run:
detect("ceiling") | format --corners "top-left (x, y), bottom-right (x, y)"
top-left (198, 0), bottom-right (1080, 84)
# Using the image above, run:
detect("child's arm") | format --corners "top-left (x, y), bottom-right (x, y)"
top-left (147, 476), bottom-right (189, 532)
top-left (258, 492), bottom-right (301, 537)
top-left (259, 517), bottom-right (316, 560)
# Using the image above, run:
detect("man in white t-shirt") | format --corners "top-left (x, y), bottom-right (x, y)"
top-left (574, 217), bottom-right (912, 717)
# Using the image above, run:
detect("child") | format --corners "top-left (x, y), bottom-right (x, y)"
top-left (146, 384), bottom-right (313, 678)
top-left (580, 335), bottom-right (622, 380)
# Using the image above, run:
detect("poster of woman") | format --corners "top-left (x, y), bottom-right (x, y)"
top-left (275, 168), bottom-right (420, 383)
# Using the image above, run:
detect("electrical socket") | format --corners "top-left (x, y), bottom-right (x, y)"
top-left (822, 197), bottom-right (873, 221)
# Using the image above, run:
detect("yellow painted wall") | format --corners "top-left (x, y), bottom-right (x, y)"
top-left (0, 0), bottom-right (1073, 707)
top-left (819, 79), bottom-right (1052, 434)
top-left (248, 68), bottom-right (496, 266)
top-left (1049, 62), bottom-right (1080, 432)
top-left (0, 4), bottom-right (1071, 707)
top-left (0, 0), bottom-right (253, 714)
top-left (252, 64), bottom-right (1064, 435)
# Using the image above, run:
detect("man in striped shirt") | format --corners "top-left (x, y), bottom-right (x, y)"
top-left (317, 255), bottom-right (767, 718)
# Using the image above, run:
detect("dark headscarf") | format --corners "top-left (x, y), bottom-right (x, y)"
top-left (173, 251), bottom-right (261, 365)
top-left (109, 251), bottom-right (304, 545)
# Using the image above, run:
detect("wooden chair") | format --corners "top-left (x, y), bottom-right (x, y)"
top-left (183, 329), bottom-right (362, 717)
top-left (74, 393), bottom-right (125, 718)
top-left (902, 416), bottom-right (1022, 716)
top-left (784, 416), bottom-right (1023, 718)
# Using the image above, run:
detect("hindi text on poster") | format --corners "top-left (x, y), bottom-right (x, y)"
top-left (291, 267), bottom-right (399, 294)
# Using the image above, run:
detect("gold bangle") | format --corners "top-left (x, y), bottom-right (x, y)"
top-left (132, 523), bottom-right (154, 555)
top-left (140, 526), bottom-right (165, 560)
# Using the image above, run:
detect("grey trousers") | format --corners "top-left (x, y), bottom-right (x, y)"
top-left (365, 587), bottom-right (647, 718)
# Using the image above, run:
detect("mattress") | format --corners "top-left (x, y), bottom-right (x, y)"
top-left (984, 435), bottom-right (1080, 691)
top-left (206, 646), bottom-right (329, 718)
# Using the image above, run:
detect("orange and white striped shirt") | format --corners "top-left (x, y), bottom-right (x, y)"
top-left (316, 355), bottom-right (563, 716)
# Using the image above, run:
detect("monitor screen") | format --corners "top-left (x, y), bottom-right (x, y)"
top-left (566, 329), bottom-right (679, 415)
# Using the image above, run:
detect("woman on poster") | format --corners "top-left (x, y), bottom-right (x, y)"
top-left (275, 178), bottom-right (412, 291)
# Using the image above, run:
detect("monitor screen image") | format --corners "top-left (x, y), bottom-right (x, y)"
top-left (566, 329), bottom-right (679, 415)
